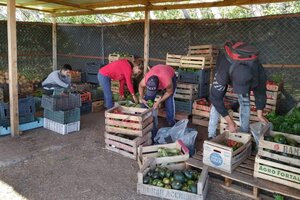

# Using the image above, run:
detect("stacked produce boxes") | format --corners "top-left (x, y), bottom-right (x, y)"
top-left (42, 93), bottom-right (81, 135)
top-left (254, 112), bottom-right (300, 189)
top-left (104, 105), bottom-right (153, 160)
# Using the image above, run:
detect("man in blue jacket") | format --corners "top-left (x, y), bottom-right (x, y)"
top-left (42, 64), bottom-right (72, 93)
top-left (208, 41), bottom-right (269, 138)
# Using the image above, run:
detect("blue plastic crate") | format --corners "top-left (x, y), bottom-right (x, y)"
top-left (178, 68), bottom-right (210, 84)
top-left (175, 99), bottom-right (193, 114)
top-left (80, 101), bottom-right (92, 115)
top-left (0, 96), bottom-right (36, 120)
top-left (0, 113), bottom-right (35, 127)
top-left (86, 73), bottom-right (98, 84)
top-left (0, 118), bottom-right (44, 136)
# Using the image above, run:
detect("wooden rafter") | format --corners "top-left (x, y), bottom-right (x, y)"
top-left (0, 3), bottom-right (54, 13)
top-left (40, 0), bottom-right (94, 11)
top-left (54, 6), bottom-right (145, 17)
top-left (149, 0), bottom-right (297, 10)
top-left (80, 0), bottom-right (142, 9)
top-left (19, 1), bottom-right (47, 7)
top-left (53, 0), bottom-right (296, 17)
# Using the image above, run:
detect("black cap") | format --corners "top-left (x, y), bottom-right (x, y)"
top-left (231, 64), bottom-right (253, 95)
top-left (145, 76), bottom-right (159, 100)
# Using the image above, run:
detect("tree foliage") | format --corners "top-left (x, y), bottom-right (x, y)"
top-left (0, 2), bottom-right (299, 23)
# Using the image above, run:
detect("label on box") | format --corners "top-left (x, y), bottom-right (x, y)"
top-left (210, 153), bottom-right (223, 166)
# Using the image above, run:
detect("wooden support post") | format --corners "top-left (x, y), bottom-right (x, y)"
top-left (253, 187), bottom-right (259, 199)
top-left (52, 16), bottom-right (57, 71)
top-left (143, 9), bottom-right (150, 74)
top-left (7, 0), bottom-right (19, 136)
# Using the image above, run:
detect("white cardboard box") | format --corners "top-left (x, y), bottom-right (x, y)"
top-left (203, 132), bottom-right (252, 173)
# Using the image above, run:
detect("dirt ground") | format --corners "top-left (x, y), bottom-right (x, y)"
top-left (0, 111), bottom-right (250, 200)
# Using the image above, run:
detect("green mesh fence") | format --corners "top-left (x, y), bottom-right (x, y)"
top-left (0, 14), bottom-right (299, 113)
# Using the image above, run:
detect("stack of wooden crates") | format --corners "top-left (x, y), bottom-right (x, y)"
top-left (104, 105), bottom-right (153, 160)
top-left (175, 45), bottom-right (217, 117)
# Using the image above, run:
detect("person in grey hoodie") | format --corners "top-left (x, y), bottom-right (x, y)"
top-left (42, 64), bottom-right (72, 90)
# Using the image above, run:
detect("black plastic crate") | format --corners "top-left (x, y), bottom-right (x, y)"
top-left (175, 99), bottom-right (193, 114)
top-left (86, 73), bottom-right (99, 84)
top-left (41, 94), bottom-right (81, 111)
top-left (91, 88), bottom-right (104, 101)
top-left (44, 108), bottom-right (80, 124)
top-left (80, 101), bottom-right (92, 115)
top-left (178, 68), bottom-right (210, 84)
top-left (84, 63), bottom-right (103, 74)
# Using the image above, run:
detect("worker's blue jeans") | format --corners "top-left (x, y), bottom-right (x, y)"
top-left (208, 94), bottom-right (250, 137)
top-left (142, 76), bottom-right (177, 140)
top-left (98, 73), bottom-right (114, 109)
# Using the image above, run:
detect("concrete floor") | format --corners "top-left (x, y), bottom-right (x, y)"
top-left (0, 111), bottom-right (250, 200)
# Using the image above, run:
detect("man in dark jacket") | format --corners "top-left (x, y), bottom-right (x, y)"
top-left (208, 41), bottom-right (269, 138)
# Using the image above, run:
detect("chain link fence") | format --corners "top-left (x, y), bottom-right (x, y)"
top-left (0, 13), bottom-right (299, 113)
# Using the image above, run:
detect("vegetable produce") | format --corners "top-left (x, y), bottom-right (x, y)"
top-left (143, 166), bottom-right (200, 194)
top-left (222, 139), bottom-right (243, 151)
top-left (266, 108), bottom-right (300, 135)
top-left (157, 147), bottom-right (181, 157)
top-left (273, 134), bottom-right (287, 144)
top-left (147, 100), bottom-right (154, 108)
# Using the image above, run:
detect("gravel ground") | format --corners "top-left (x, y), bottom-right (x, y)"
top-left (0, 111), bottom-right (250, 200)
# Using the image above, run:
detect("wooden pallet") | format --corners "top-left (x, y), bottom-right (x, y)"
top-left (105, 131), bottom-right (152, 160)
top-left (166, 53), bottom-right (182, 67)
top-left (175, 82), bottom-right (198, 100)
top-left (188, 44), bottom-right (219, 57)
top-left (186, 152), bottom-right (300, 200)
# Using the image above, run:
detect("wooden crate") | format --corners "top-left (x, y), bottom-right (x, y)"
top-left (105, 132), bottom-right (152, 160)
top-left (108, 53), bottom-right (134, 63)
top-left (137, 159), bottom-right (209, 200)
top-left (187, 152), bottom-right (300, 200)
top-left (92, 100), bottom-right (104, 112)
top-left (192, 99), bottom-right (211, 127)
top-left (188, 44), bottom-right (218, 57)
top-left (175, 83), bottom-right (198, 100)
top-left (137, 140), bottom-right (190, 168)
top-left (253, 127), bottom-right (300, 190)
top-left (166, 53), bottom-right (182, 67)
top-left (180, 56), bottom-right (216, 69)
top-left (266, 81), bottom-right (284, 92)
top-left (158, 108), bottom-right (191, 121)
top-left (203, 132), bottom-right (252, 173)
top-left (105, 106), bottom-right (153, 137)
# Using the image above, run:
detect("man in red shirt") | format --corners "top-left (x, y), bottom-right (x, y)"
top-left (98, 59), bottom-right (143, 109)
top-left (139, 64), bottom-right (177, 136)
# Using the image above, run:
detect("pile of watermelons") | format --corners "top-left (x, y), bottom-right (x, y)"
top-left (143, 166), bottom-right (199, 194)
